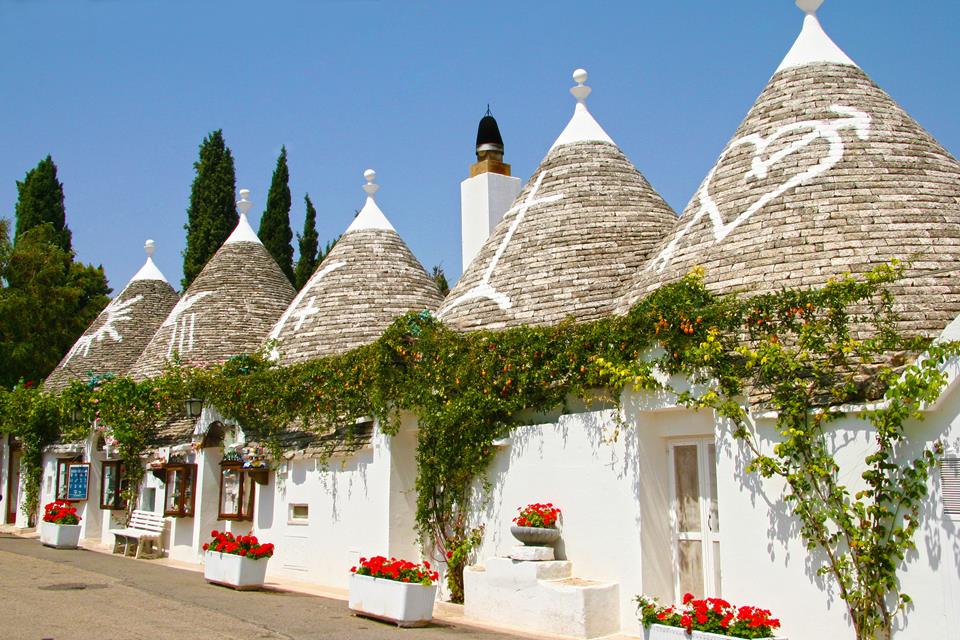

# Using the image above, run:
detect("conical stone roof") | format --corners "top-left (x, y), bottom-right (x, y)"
top-left (617, 2), bottom-right (960, 338)
top-left (45, 240), bottom-right (179, 392)
top-left (267, 170), bottom-right (443, 364)
top-left (131, 195), bottom-right (296, 379)
top-left (438, 69), bottom-right (678, 331)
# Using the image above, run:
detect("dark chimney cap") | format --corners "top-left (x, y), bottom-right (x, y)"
top-left (476, 106), bottom-right (504, 153)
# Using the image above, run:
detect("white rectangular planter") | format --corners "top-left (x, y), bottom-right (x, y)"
top-left (203, 550), bottom-right (269, 590)
top-left (348, 573), bottom-right (438, 627)
top-left (645, 623), bottom-right (788, 640)
top-left (39, 521), bottom-right (81, 549)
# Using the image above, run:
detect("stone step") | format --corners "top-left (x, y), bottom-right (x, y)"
top-left (464, 557), bottom-right (619, 639)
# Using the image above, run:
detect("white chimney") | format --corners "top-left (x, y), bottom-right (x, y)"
top-left (460, 107), bottom-right (521, 271)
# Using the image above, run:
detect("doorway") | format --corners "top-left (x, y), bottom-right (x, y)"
top-left (6, 444), bottom-right (21, 525)
top-left (668, 439), bottom-right (721, 601)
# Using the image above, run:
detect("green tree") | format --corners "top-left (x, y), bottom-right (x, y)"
top-left (294, 193), bottom-right (319, 290)
top-left (258, 146), bottom-right (294, 283)
top-left (431, 264), bottom-right (449, 296)
top-left (0, 224), bottom-right (110, 388)
top-left (14, 155), bottom-right (71, 252)
top-left (182, 130), bottom-right (237, 290)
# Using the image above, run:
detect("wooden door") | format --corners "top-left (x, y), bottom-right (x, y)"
top-left (669, 439), bottom-right (721, 601)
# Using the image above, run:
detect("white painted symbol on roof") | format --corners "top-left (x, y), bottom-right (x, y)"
top-left (438, 170), bottom-right (564, 317)
top-left (61, 294), bottom-right (144, 366)
top-left (293, 296), bottom-right (319, 332)
top-left (268, 260), bottom-right (347, 342)
top-left (163, 291), bottom-right (214, 356)
top-left (649, 104), bottom-right (871, 273)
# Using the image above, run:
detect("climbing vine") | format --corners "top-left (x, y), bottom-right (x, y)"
top-left (0, 262), bottom-right (954, 636)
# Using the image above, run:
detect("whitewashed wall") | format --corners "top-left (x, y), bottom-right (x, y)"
top-left (471, 399), bottom-right (644, 634)
top-left (257, 415), bottom-right (420, 589)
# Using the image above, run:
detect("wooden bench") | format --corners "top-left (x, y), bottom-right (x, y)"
top-left (110, 510), bottom-right (167, 559)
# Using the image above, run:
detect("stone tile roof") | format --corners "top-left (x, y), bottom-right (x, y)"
top-left (267, 223), bottom-right (443, 364)
top-left (262, 420), bottom-right (374, 459)
top-left (131, 238), bottom-right (296, 379)
top-left (616, 61), bottom-right (960, 338)
top-left (438, 140), bottom-right (678, 331)
top-left (148, 416), bottom-right (196, 448)
top-left (45, 277), bottom-right (178, 393)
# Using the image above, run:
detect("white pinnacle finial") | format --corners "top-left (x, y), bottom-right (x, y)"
top-left (796, 0), bottom-right (823, 15)
top-left (130, 238), bottom-right (167, 282)
top-left (362, 169), bottom-right (379, 198)
top-left (570, 68), bottom-right (591, 103)
top-left (237, 189), bottom-right (252, 216)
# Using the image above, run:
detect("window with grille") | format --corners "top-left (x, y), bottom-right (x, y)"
top-left (943, 457), bottom-right (960, 518)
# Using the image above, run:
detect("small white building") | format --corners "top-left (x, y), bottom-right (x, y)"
top-left (26, 241), bottom-right (178, 539)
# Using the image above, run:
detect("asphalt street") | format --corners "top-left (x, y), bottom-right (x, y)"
top-left (0, 534), bottom-right (519, 640)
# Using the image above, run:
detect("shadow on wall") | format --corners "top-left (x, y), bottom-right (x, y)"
top-left (257, 477), bottom-right (275, 531)
top-left (316, 448), bottom-right (373, 524)
top-left (480, 399), bottom-right (640, 564)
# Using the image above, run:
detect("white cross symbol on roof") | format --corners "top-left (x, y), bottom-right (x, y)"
top-left (439, 170), bottom-right (563, 317)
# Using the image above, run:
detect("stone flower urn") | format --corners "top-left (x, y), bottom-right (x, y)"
top-left (510, 525), bottom-right (560, 546)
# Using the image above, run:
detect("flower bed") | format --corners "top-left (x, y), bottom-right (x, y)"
top-left (39, 500), bottom-right (82, 549)
top-left (637, 593), bottom-right (783, 639)
top-left (202, 530), bottom-right (274, 590)
top-left (202, 530), bottom-right (274, 559)
top-left (43, 500), bottom-right (80, 525)
top-left (349, 556), bottom-right (439, 626)
top-left (512, 502), bottom-right (561, 528)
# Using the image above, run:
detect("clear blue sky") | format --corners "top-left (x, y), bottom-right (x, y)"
top-left (2, 0), bottom-right (958, 293)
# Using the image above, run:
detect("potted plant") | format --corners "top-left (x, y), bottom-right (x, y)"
top-left (637, 593), bottom-right (786, 640)
top-left (349, 555), bottom-right (439, 627)
top-left (510, 502), bottom-right (562, 545)
top-left (202, 530), bottom-right (274, 590)
top-left (39, 500), bottom-right (82, 549)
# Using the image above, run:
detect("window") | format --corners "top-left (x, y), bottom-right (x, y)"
top-left (163, 464), bottom-right (197, 517)
top-left (288, 503), bottom-right (309, 525)
top-left (100, 461), bottom-right (127, 510)
top-left (218, 462), bottom-right (255, 521)
top-left (942, 456), bottom-right (960, 519)
top-left (55, 457), bottom-right (82, 500)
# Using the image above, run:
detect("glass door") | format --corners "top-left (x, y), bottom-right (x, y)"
top-left (669, 439), bottom-right (720, 602)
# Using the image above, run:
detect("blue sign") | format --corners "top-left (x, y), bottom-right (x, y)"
top-left (66, 463), bottom-right (89, 501)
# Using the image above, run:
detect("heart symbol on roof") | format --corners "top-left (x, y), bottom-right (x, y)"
top-left (649, 105), bottom-right (871, 272)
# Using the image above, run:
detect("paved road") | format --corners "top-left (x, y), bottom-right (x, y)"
top-left (0, 534), bottom-right (518, 640)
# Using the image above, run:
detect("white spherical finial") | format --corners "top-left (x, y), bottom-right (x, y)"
top-left (570, 67), bottom-right (592, 103)
top-left (796, 0), bottom-right (823, 15)
top-left (362, 169), bottom-right (380, 197)
top-left (237, 188), bottom-right (252, 216)
top-left (144, 239), bottom-right (155, 258)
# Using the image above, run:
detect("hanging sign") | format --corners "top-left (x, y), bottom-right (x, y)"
top-left (66, 463), bottom-right (90, 501)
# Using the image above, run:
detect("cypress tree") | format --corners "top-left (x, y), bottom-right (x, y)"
top-left (294, 193), bottom-right (319, 290)
top-left (258, 146), bottom-right (294, 283)
top-left (182, 130), bottom-right (237, 290)
top-left (14, 155), bottom-right (72, 252)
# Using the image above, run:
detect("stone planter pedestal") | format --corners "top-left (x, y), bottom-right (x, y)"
top-left (203, 551), bottom-right (269, 590)
top-left (348, 573), bottom-right (438, 627)
top-left (39, 521), bottom-right (81, 549)
top-left (464, 557), bottom-right (619, 639)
